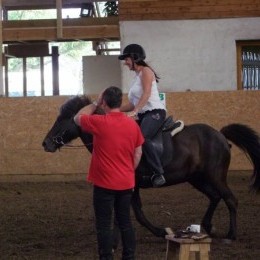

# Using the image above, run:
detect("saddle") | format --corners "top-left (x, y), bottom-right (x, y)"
top-left (149, 117), bottom-right (184, 167)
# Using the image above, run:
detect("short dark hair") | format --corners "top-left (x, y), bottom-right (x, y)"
top-left (102, 86), bottom-right (122, 108)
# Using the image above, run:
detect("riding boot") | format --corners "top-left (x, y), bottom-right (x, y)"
top-left (151, 173), bottom-right (166, 187)
top-left (142, 140), bottom-right (165, 187)
top-left (97, 229), bottom-right (114, 260)
top-left (121, 228), bottom-right (136, 260)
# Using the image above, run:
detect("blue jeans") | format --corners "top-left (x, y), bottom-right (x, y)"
top-left (93, 185), bottom-right (135, 260)
top-left (138, 109), bottom-right (166, 174)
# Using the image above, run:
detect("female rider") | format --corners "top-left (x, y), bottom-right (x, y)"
top-left (119, 43), bottom-right (166, 187)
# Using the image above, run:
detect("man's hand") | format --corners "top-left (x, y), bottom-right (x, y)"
top-left (74, 104), bottom-right (97, 126)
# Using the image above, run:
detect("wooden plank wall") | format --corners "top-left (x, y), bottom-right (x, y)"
top-left (1, 90), bottom-right (259, 181)
top-left (119, 0), bottom-right (260, 21)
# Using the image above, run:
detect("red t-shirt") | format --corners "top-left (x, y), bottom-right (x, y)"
top-left (80, 112), bottom-right (144, 190)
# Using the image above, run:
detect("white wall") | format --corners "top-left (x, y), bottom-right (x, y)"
top-left (82, 55), bottom-right (121, 94)
top-left (119, 18), bottom-right (260, 92)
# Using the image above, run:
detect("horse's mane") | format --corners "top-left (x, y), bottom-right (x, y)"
top-left (59, 95), bottom-right (92, 118)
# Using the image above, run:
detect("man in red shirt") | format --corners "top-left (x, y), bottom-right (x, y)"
top-left (74, 86), bottom-right (144, 260)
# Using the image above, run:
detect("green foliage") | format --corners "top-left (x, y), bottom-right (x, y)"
top-left (103, 1), bottom-right (118, 16)
top-left (56, 42), bottom-right (91, 58)
top-left (8, 10), bottom-right (56, 20)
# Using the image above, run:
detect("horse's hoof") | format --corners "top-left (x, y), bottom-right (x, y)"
top-left (221, 238), bottom-right (233, 245)
top-left (211, 226), bottom-right (217, 234)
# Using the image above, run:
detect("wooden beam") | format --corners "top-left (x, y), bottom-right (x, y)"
top-left (3, 17), bottom-right (119, 28)
top-left (119, 0), bottom-right (260, 21)
top-left (2, 17), bottom-right (120, 42)
top-left (7, 43), bottom-right (49, 57)
top-left (56, 0), bottom-right (63, 39)
top-left (2, 0), bottom-right (109, 10)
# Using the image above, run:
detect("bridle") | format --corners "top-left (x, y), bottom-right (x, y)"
top-left (52, 130), bottom-right (92, 149)
top-left (53, 130), bottom-right (67, 146)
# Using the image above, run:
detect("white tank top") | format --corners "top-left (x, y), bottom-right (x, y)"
top-left (128, 71), bottom-right (166, 114)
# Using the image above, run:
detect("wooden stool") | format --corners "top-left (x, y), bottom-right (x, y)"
top-left (165, 235), bottom-right (212, 260)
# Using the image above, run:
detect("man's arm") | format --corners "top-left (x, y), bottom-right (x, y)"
top-left (134, 145), bottom-right (142, 169)
top-left (74, 104), bottom-right (97, 126)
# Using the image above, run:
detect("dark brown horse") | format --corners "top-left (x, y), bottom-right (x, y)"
top-left (42, 95), bottom-right (260, 241)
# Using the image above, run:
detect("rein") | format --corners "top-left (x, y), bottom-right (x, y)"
top-left (63, 143), bottom-right (89, 149)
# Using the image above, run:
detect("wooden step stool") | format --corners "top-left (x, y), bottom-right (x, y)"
top-left (165, 235), bottom-right (212, 260)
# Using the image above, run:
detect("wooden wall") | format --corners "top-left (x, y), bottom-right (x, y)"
top-left (0, 90), bottom-right (259, 181)
top-left (119, 0), bottom-right (260, 21)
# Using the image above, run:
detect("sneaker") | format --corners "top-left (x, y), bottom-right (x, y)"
top-left (151, 174), bottom-right (166, 187)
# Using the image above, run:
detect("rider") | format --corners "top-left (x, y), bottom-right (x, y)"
top-left (119, 43), bottom-right (167, 187)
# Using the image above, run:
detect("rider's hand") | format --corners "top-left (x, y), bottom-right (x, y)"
top-left (127, 111), bottom-right (138, 120)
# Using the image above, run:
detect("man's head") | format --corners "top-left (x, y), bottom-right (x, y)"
top-left (102, 86), bottom-right (122, 109)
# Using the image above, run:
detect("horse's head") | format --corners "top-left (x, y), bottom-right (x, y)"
top-left (42, 95), bottom-right (92, 152)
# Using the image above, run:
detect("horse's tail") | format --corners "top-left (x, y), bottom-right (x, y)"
top-left (220, 123), bottom-right (260, 192)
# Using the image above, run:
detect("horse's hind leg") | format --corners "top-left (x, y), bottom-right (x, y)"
top-left (191, 181), bottom-right (221, 236)
top-left (192, 179), bottom-right (238, 240)
top-left (219, 183), bottom-right (238, 240)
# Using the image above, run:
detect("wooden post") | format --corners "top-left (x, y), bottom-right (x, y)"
top-left (4, 55), bottom-right (8, 97)
top-left (56, 0), bottom-right (63, 39)
top-left (40, 57), bottom-right (45, 96)
top-left (0, 0), bottom-right (3, 96)
top-left (52, 46), bottom-right (59, 96)
top-left (23, 58), bottom-right (27, 96)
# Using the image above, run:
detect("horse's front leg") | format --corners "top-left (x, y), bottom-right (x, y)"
top-left (131, 187), bottom-right (167, 237)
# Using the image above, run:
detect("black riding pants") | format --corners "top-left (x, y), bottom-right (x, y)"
top-left (138, 109), bottom-right (166, 174)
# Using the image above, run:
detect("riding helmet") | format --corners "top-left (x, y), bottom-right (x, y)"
top-left (118, 44), bottom-right (146, 62)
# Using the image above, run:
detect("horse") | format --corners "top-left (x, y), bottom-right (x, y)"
top-left (42, 95), bottom-right (260, 241)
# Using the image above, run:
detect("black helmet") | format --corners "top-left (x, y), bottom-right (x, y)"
top-left (118, 44), bottom-right (146, 62)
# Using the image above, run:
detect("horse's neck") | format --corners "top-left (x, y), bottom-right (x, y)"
top-left (77, 106), bottom-right (103, 153)
top-left (80, 132), bottom-right (93, 153)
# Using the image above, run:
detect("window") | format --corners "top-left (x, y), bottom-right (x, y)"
top-left (237, 41), bottom-right (260, 90)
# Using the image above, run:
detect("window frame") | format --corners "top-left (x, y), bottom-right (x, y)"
top-left (236, 40), bottom-right (260, 90)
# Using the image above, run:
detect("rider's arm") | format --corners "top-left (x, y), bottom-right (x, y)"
top-left (120, 101), bottom-right (135, 112)
top-left (134, 145), bottom-right (142, 169)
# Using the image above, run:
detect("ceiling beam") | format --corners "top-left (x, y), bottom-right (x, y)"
top-left (2, 0), bottom-right (109, 10)
top-left (2, 17), bottom-right (120, 43)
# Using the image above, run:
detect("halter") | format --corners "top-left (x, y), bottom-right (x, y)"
top-left (52, 130), bottom-right (67, 146)
top-left (52, 130), bottom-right (92, 149)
